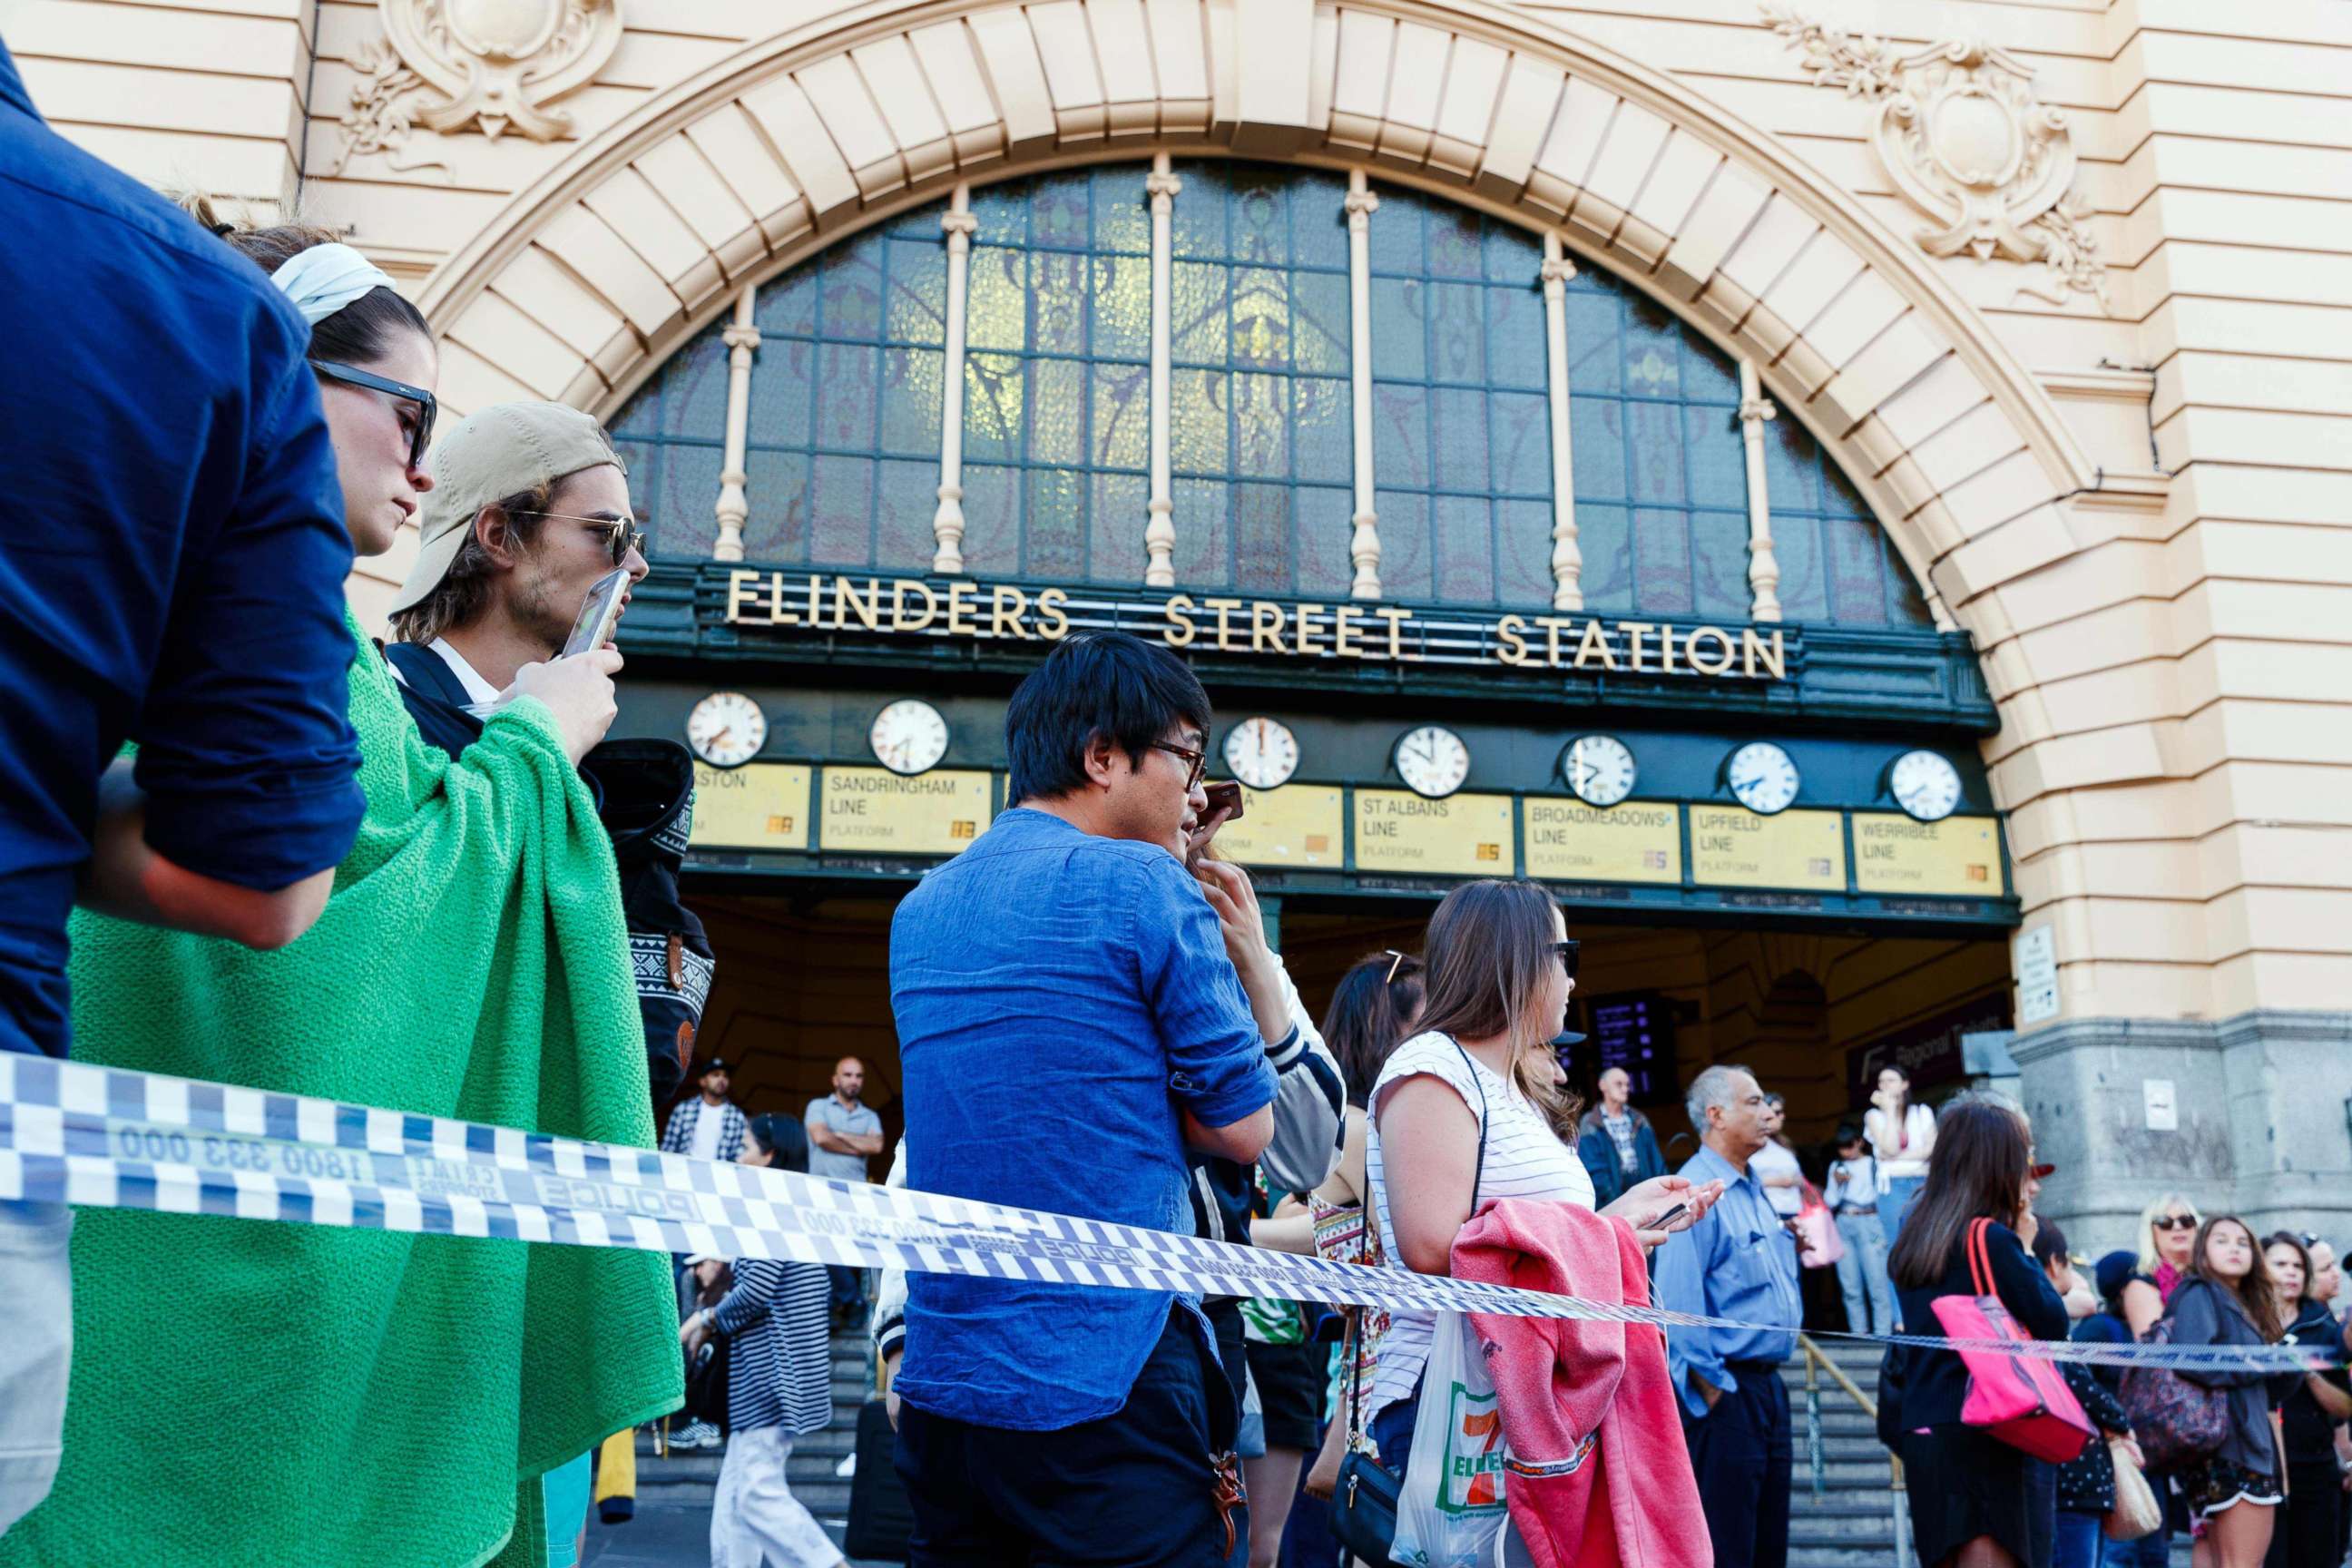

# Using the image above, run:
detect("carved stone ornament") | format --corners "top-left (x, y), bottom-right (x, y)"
top-left (1762, 5), bottom-right (2110, 312)
top-left (339, 0), bottom-right (622, 165)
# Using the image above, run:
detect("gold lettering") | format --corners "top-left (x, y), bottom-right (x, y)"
top-left (1742, 627), bottom-right (1787, 681)
top-left (1374, 607), bottom-right (1412, 662)
top-left (1573, 620), bottom-right (1619, 671)
top-left (1294, 603), bottom-right (1327, 656)
top-left (1657, 624), bottom-right (1678, 672)
top-left (806, 575), bottom-right (823, 623)
top-left (946, 581), bottom-right (980, 636)
top-left (989, 584), bottom-right (1030, 640)
top-left (1495, 614), bottom-right (1529, 666)
top-left (769, 572), bottom-right (799, 627)
top-left (1685, 625), bottom-right (1735, 676)
top-left (1534, 615), bottom-right (1573, 668)
top-left (1250, 600), bottom-right (1288, 654)
top-left (726, 569), bottom-right (767, 624)
top-left (891, 579), bottom-right (938, 633)
top-left (1334, 604), bottom-right (1366, 658)
top-left (833, 576), bottom-right (883, 632)
top-left (1161, 593), bottom-right (1196, 648)
top-left (1203, 598), bottom-right (1243, 652)
top-left (1621, 622), bottom-right (1655, 672)
top-left (1035, 587), bottom-right (1071, 641)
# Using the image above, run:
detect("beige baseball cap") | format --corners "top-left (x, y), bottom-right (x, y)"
top-left (388, 400), bottom-right (627, 614)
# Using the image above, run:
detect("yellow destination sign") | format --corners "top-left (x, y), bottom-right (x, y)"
top-left (1353, 790), bottom-right (1515, 877)
top-left (1215, 785), bottom-right (1346, 869)
top-left (689, 762), bottom-right (812, 850)
top-left (1853, 814), bottom-right (2005, 897)
top-left (819, 767), bottom-right (992, 857)
top-left (1690, 807), bottom-right (1847, 890)
top-left (1524, 798), bottom-right (1682, 884)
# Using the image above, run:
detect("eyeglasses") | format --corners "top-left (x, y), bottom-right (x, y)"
top-left (1554, 939), bottom-right (1581, 980)
top-left (515, 511), bottom-right (646, 566)
top-left (2152, 1215), bottom-right (2198, 1232)
top-left (1150, 739), bottom-right (1209, 790)
top-left (310, 359), bottom-right (436, 470)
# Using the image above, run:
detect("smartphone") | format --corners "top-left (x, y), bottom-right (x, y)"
top-left (1644, 1201), bottom-right (1691, 1233)
top-left (560, 566), bottom-right (632, 657)
top-left (1202, 780), bottom-right (1244, 821)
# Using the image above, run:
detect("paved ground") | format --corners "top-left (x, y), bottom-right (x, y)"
top-left (579, 1499), bottom-right (872, 1567)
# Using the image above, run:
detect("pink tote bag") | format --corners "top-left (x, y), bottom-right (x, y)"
top-left (1929, 1217), bottom-right (2093, 1464)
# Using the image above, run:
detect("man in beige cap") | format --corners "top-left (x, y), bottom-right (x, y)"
top-left (383, 400), bottom-right (648, 760)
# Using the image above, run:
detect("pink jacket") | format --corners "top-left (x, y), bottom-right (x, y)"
top-left (1452, 1199), bottom-right (1711, 1568)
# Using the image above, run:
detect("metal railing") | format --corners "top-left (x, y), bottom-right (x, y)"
top-left (1798, 1332), bottom-right (1915, 1568)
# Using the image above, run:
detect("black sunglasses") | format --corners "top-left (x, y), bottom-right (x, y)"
top-left (2151, 1215), bottom-right (2198, 1232)
top-left (515, 510), bottom-right (646, 566)
top-left (1555, 939), bottom-right (1581, 980)
top-left (310, 359), bottom-right (436, 470)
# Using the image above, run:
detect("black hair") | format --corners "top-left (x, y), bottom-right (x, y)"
top-left (1834, 1122), bottom-right (1865, 1148)
top-left (2031, 1217), bottom-right (2070, 1274)
top-left (1004, 632), bottom-right (1211, 804)
top-left (746, 1113), bottom-right (809, 1175)
top-left (1887, 1097), bottom-right (2032, 1291)
top-left (175, 198), bottom-right (430, 366)
top-left (1319, 951), bottom-right (1426, 1110)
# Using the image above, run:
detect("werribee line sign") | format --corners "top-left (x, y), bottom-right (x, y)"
top-left (721, 568), bottom-right (1795, 681)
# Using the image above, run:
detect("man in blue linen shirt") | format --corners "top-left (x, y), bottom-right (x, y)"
top-left (0, 36), bottom-right (366, 1538)
top-left (889, 631), bottom-right (1277, 1566)
top-left (1655, 1063), bottom-right (1805, 1568)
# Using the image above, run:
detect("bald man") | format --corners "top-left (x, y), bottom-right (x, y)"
top-left (808, 1054), bottom-right (885, 1327)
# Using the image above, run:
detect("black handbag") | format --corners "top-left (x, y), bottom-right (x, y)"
top-left (1329, 1037), bottom-right (1489, 1564)
top-left (844, 1396), bottom-right (915, 1560)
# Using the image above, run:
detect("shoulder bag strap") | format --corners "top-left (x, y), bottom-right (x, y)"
top-left (1966, 1217), bottom-right (1994, 1297)
top-left (1446, 1035), bottom-right (1490, 1216)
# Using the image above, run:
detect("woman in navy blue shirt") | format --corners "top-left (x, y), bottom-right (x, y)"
top-left (1884, 1096), bottom-right (2070, 1568)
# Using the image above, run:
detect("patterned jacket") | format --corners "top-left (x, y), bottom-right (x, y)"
top-left (662, 1097), bottom-right (748, 1163)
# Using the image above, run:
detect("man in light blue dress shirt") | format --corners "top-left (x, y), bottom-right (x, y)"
top-left (1654, 1064), bottom-right (1804, 1568)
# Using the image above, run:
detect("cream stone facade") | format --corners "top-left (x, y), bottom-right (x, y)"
top-left (14, 0), bottom-right (2347, 1245)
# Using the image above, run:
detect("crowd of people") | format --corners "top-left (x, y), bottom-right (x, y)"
top-left (5, 31), bottom-right (2351, 1568)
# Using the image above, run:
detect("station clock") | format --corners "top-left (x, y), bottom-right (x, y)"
top-left (684, 691), bottom-right (767, 769)
top-left (1887, 749), bottom-right (1963, 822)
top-left (869, 699), bottom-right (949, 776)
top-left (1724, 740), bottom-right (1800, 815)
top-left (1394, 725), bottom-right (1471, 799)
top-left (1221, 717), bottom-right (1299, 790)
top-left (1561, 735), bottom-right (1638, 808)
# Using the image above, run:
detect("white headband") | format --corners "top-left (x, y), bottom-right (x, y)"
top-left (270, 241), bottom-right (397, 328)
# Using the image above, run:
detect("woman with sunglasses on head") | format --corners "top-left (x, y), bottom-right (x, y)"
top-left (1362, 880), bottom-right (1720, 1485)
top-left (2159, 1216), bottom-right (2287, 1568)
top-left (2123, 1192), bottom-right (2207, 1338)
top-left (2259, 1232), bottom-right (2349, 1567)
top-left (6, 215), bottom-right (676, 1568)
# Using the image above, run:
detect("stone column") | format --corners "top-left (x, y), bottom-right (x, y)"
top-left (932, 183), bottom-right (976, 575)
top-left (1540, 232), bottom-right (1582, 612)
top-left (1345, 169), bottom-right (1381, 600)
top-left (712, 286), bottom-right (760, 563)
top-left (1738, 358), bottom-right (1781, 622)
top-left (1144, 155), bottom-right (1181, 588)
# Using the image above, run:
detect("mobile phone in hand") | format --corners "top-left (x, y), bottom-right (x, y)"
top-left (1645, 1201), bottom-right (1691, 1233)
top-left (561, 566), bottom-right (631, 657)
top-left (1202, 780), bottom-right (1244, 821)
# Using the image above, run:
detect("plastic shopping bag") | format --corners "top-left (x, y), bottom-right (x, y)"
top-left (1389, 1313), bottom-right (1509, 1567)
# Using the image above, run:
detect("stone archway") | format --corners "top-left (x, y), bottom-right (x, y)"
top-left (414, 0), bottom-right (2138, 1001)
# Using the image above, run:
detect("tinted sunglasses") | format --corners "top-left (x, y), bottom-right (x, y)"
top-left (310, 359), bottom-right (436, 470)
top-left (1555, 939), bottom-right (1580, 980)
top-left (515, 510), bottom-right (646, 566)
top-left (2151, 1215), bottom-right (2198, 1231)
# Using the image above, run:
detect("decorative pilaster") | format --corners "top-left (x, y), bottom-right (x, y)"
top-left (1739, 358), bottom-right (1782, 622)
top-left (933, 183), bottom-right (976, 574)
top-left (1540, 232), bottom-right (1582, 612)
top-left (1143, 154), bottom-right (1181, 588)
top-left (1344, 168), bottom-right (1381, 600)
top-left (713, 285), bottom-right (759, 562)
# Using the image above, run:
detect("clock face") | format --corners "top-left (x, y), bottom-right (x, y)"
top-left (1221, 717), bottom-right (1299, 790)
top-left (1394, 725), bottom-right (1471, 799)
top-left (685, 691), bottom-right (767, 769)
top-left (1725, 740), bottom-right (1800, 815)
top-left (1889, 749), bottom-right (1963, 822)
top-left (1561, 734), bottom-right (1637, 808)
top-left (869, 699), bottom-right (949, 776)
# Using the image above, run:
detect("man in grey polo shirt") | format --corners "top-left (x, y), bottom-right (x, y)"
top-left (807, 1054), bottom-right (885, 1328)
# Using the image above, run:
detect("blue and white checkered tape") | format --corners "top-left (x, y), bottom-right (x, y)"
top-left (0, 1054), bottom-right (2332, 1375)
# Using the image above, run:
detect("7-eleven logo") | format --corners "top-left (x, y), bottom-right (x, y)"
top-left (1439, 1386), bottom-right (1507, 1514)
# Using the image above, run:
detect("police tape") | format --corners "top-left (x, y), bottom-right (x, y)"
top-left (0, 1054), bottom-right (2335, 1375)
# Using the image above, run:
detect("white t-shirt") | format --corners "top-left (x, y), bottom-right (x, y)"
top-left (689, 1103), bottom-right (726, 1164)
top-left (1866, 1102), bottom-right (1936, 1184)
top-left (1749, 1138), bottom-right (1805, 1217)
top-left (1366, 1031), bottom-right (1594, 1421)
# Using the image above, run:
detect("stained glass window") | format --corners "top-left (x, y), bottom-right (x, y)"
top-left (609, 158), bottom-right (1929, 629)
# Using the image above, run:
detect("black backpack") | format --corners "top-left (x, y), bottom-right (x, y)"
top-left (580, 740), bottom-right (714, 1110)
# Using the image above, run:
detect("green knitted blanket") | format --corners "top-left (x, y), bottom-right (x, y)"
top-left (2, 617), bottom-right (681, 1568)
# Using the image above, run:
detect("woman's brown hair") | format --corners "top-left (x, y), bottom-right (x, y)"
top-left (173, 193), bottom-right (429, 366)
top-left (1886, 1095), bottom-right (2032, 1291)
top-left (1319, 950), bottom-right (1425, 1110)
top-left (2191, 1216), bottom-right (2284, 1342)
top-left (1412, 879), bottom-right (1579, 1135)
